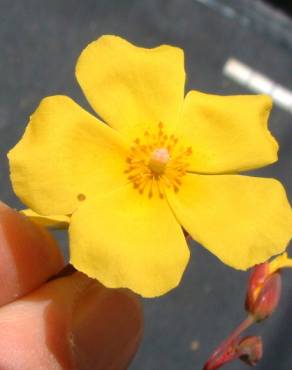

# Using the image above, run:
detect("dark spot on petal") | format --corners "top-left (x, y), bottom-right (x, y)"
top-left (77, 193), bottom-right (86, 201)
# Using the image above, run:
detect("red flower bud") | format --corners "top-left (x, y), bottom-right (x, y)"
top-left (249, 272), bottom-right (282, 321)
top-left (203, 337), bottom-right (239, 370)
top-left (203, 334), bottom-right (263, 370)
top-left (203, 317), bottom-right (254, 370)
top-left (238, 336), bottom-right (263, 366)
top-left (245, 262), bottom-right (269, 311)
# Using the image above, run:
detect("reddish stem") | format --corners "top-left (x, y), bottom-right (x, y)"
top-left (203, 315), bottom-right (255, 370)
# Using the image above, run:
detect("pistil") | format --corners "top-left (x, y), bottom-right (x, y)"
top-left (148, 148), bottom-right (170, 175)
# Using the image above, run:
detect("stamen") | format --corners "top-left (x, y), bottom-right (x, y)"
top-left (125, 122), bottom-right (192, 198)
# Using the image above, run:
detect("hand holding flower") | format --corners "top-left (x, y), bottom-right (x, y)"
top-left (0, 202), bottom-right (142, 370)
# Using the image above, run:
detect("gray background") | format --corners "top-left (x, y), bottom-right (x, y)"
top-left (0, 0), bottom-right (291, 369)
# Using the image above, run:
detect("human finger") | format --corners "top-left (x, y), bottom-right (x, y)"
top-left (0, 201), bottom-right (64, 306)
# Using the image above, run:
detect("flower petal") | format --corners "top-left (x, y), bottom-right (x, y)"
top-left (177, 91), bottom-right (278, 173)
top-left (8, 96), bottom-right (128, 215)
top-left (166, 174), bottom-right (292, 270)
top-left (269, 252), bottom-right (292, 274)
top-left (76, 35), bottom-right (185, 141)
top-left (20, 209), bottom-right (70, 229)
top-left (70, 185), bottom-right (190, 297)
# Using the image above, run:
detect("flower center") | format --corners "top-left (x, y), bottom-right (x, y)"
top-left (125, 122), bottom-right (192, 198)
top-left (148, 148), bottom-right (170, 175)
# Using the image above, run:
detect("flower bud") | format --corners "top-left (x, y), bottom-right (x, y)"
top-left (249, 272), bottom-right (282, 321)
top-left (245, 262), bottom-right (269, 312)
top-left (203, 316), bottom-right (254, 370)
top-left (203, 337), bottom-right (239, 370)
top-left (203, 335), bottom-right (263, 370)
top-left (238, 336), bottom-right (263, 366)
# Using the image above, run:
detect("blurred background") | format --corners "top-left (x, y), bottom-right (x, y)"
top-left (0, 0), bottom-right (291, 369)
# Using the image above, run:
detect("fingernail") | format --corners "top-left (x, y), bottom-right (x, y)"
top-left (71, 284), bottom-right (143, 370)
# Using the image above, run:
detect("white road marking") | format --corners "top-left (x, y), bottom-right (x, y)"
top-left (223, 58), bottom-right (292, 114)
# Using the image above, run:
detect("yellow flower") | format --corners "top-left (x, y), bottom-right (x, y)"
top-left (8, 35), bottom-right (292, 297)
